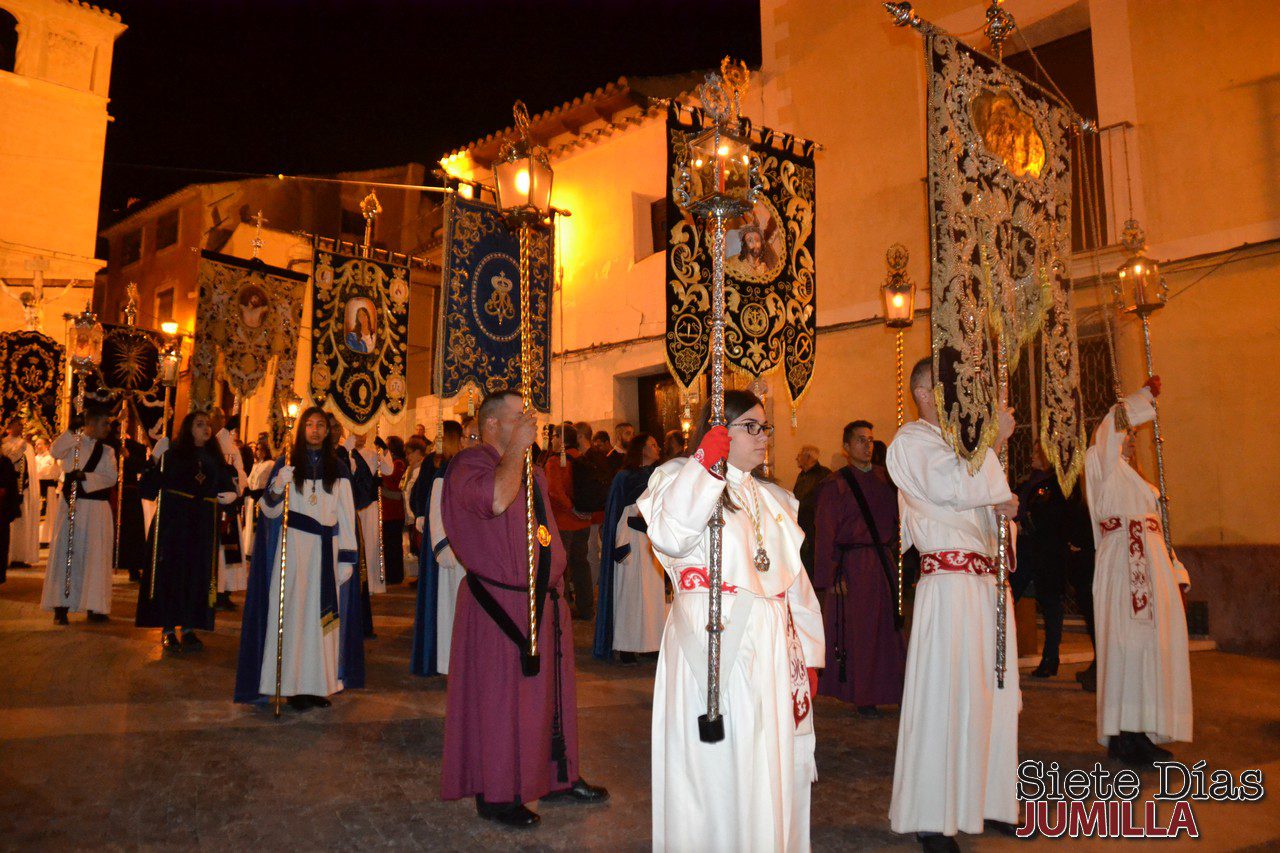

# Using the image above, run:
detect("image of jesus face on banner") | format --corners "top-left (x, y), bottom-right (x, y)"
top-left (344, 297), bottom-right (378, 355)
top-left (725, 196), bottom-right (786, 283)
top-left (237, 284), bottom-right (270, 330)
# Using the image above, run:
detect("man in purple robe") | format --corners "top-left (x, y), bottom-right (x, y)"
top-left (440, 390), bottom-right (609, 828)
top-left (814, 419), bottom-right (907, 717)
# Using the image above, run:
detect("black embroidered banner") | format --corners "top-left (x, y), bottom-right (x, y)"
top-left (664, 103), bottom-right (818, 413)
top-left (193, 251), bottom-right (308, 441)
top-left (924, 32), bottom-right (1085, 491)
top-left (310, 244), bottom-right (411, 430)
top-left (73, 324), bottom-right (170, 440)
top-left (439, 195), bottom-right (553, 413)
top-left (0, 330), bottom-right (65, 439)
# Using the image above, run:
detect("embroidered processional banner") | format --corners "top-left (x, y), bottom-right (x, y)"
top-left (74, 324), bottom-right (170, 440)
top-left (192, 251), bottom-right (308, 440)
top-left (925, 32), bottom-right (1085, 491)
top-left (438, 195), bottom-right (553, 413)
top-left (309, 244), bottom-right (411, 430)
top-left (0, 330), bottom-right (64, 438)
top-left (664, 103), bottom-right (818, 414)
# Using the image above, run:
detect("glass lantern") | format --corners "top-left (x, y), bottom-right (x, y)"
top-left (1115, 219), bottom-right (1167, 317)
top-left (684, 126), bottom-right (754, 215)
top-left (881, 243), bottom-right (916, 328)
top-left (68, 304), bottom-right (103, 373)
top-left (493, 101), bottom-right (553, 224)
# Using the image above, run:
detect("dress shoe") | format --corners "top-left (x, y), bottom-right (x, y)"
top-left (1137, 733), bottom-right (1172, 762)
top-left (476, 797), bottom-right (540, 828)
top-left (617, 652), bottom-right (639, 666)
top-left (1030, 660), bottom-right (1058, 678)
top-left (161, 632), bottom-right (182, 655)
top-left (307, 695), bottom-right (332, 708)
top-left (53, 607), bottom-right (69, 626)
top-left (917, 833), bottom-right (960, 852)
top-left (542, 778), bottom-right (610, 804)
top-left (985, 819), bottom-right (1020, 837)
top-left (86, 611), bottom-right (109, 623)
top-left (180, 631), bottom-right (204, 651)
top-left (286, 696), bottom-right (313, 712)
top-left (1108, 732), bottom-right (1152, 767)
top-left (214, 592), bottom-right (237, 612)
top-left (1076, 662), bottom-right (1097, 693)
top-left (857, 705), bottom-right (883, 719)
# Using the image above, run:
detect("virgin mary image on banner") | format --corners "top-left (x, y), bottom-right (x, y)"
top-left (344, 297), bottom-right (378, 354)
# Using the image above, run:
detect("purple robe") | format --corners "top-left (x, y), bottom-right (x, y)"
top-left (813, 464), bottom-right (907, 706)
top-left (440, 444), bottom-right (580, 804)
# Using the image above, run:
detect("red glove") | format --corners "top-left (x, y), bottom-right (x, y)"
top-left (807, 668), bottom-right (819, 699)
top-left (693, 425), bottom-right (730, 473)
top-left (1144, 374), bottom-right (1162, 398)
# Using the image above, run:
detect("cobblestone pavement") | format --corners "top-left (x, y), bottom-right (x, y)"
top-left (2, 563), bottom-right (1278, 852)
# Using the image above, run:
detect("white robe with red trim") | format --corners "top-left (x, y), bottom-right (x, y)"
top-left (40, 432), bottom-right (117, 614)
top-left (1085, 388), bottom-right (1192, 746)
top-left (638, 458), bottom-right (824, 853)
top-left (886, 419), bottom-right (1021, 837)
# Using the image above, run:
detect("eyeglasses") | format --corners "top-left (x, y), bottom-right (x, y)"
top-left (730, 420), bottom-right (775, 437)
top-left (465, 433), bottom-right (480, 442)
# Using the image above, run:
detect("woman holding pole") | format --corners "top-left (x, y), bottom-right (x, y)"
top-left (638, 389), bottom-right (824, 852)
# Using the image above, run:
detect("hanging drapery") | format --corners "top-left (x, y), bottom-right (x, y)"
top-left (309, 242), bottom-right (411, 430)
top-left (437, 194), bottom-right (553, 413)
top-left (72, 324), bottom-right (169, 439)
top-left (924, 31), bottom-right (1085, 492)
top-left (664, 102), bottom-right (818, 414)
top-left (0, 330), bottom-right (64, 438)
top-left (191, 250), bottom-right (308, 440)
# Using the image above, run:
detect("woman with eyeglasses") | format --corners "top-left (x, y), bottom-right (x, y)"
top-left (637, 389), bottom-right (824, 852)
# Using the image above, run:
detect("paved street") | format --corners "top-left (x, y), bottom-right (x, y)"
top-left (2, 562), bottom-right (1278, 852)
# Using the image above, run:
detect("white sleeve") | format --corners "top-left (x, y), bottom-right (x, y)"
top-left (335, 477), bottom-right (357, 584)
top-left (887, 431), bottom-right (1012, 513)
top-left (788, 569), bottom-right (825, 669)
top-left (635, 458), bottom-right (725, 560)
top-left (429, 483), bottom-right (456, 564)
top-left (84, 444), bottom-right (117, 492)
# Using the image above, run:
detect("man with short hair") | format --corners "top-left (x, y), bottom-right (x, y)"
top-left (441, 390), bottom-right (607, 828)
top-left (41, 406), bottom-right (118, 624)
top-left (608, 422), bottom-right (634, 472)
top-left (793, 444), bottom-right (831, 579)
top-left (887, 358), bottom-right (1020, 851)
top-left (544, 424), bottom-right (593, 619)
top-left (814, 420), bottom-right (906, 718)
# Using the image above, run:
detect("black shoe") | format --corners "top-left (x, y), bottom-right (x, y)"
top-left (1136, 733), bottom-right (1172, 762)
top-left (180, 631), bottom-right (204, 651)
top-left (214, 592), bottom-right (237, 612)
top-left (86, 611), bottom-right (109, 623)
top-left (476, 797), bottom-right (540, 828)
top-left (364, 631), bottom-right (378, 639)
top-left (857, 705), bottom-right (883, 719)
top-left (1030, 660), bottom-right (1058, 678)
top-left (307, 695), bottom-right (332, 709)
top-left (917, 834), bottom-right (960, 852)
top-left (286, 696), bottom-right (313, 712)
top-left (542, 778), bottom-right (610, 804)
top-left (1076, 661), bottom-right (1097, 693)
top-left (1108, 731), bottom-right (1152, 767)
top-left (161, 632), bottom-right (182, 655)
top-left (617, 652), bottom-right (639, 666)
top-left (10, 560), bottom-right (30, 568)
top-left (53, 607), bottom-right (69, 626)
top-left (985, 819), bottom-right (1020, 837)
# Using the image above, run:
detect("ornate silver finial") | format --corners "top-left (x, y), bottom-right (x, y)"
top-left (984, 0), bottom-right (1016, 61)
top-left (884, 1), bottom-right (920, 28)
top-left (251, 210), bottom-right (268, 259)
top-left (123, 282), bottom-right (139, 326)
top-left (1119, 218), bottom-right (1146, 253)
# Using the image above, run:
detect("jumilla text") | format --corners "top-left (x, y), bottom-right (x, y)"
top-left (1016, 760), bottom-right (1265, 839)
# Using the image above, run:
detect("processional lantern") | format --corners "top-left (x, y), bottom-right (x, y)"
top-left (1114, 219), bottom-right (1167, 317)
top-left (158, 323), bottom-right (183, 386)
top-left (880, 243), bottom-right (916, 621)
top-left (673, 58), bottom-right (762, 744)
top-left (68, 303), bottom-right (104, 380)
top-left (494, 100), bottom-right (556, 676)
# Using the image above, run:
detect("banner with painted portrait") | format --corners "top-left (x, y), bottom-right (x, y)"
top-left (0, 330), bottom-right (64, 439)
top-left (309, 244), bottom-right (411, 430)
top-left (924, 31), bottom-right (1085, 491)
top-left (438, 195), bottom-right (553, 413)
top-left (664, 103), bottom-right (818, 413)
top-left (73, 324), bottom-right (171, 440)
top-left (191, 251), bottom-right (308, 440)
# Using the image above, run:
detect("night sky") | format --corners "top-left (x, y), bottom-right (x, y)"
top-left (97, 0), bottom-right (761, 225)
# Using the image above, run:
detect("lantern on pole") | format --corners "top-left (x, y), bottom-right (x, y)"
top-left (60, 303), bottom-right (103, 598)
top-left (1113, 218), bottom-right (1174, 557)
top-left (494, 100), bottom-right (556, 676)
top-left (673, 58), bottom-right (762, 744)
top-left (273, 390), bottom-right (303, 719)
top-left (880, 243), bottom-right (916, 620)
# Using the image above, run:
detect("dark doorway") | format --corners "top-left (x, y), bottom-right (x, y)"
top-left (637, 372), bottom-right (683, 443)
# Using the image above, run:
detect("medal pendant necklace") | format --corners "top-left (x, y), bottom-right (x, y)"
top-left (737, 476), bottom-right (771, 573)
top-left (307, 455), bottom-right (320, 505)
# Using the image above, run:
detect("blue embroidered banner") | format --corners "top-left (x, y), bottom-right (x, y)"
top-left (439, 196), bottom-right (553, 413)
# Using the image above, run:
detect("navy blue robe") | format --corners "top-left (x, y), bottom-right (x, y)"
top-left (410, 458), bottom-right (447, 676)
top-left (592, 465), bottom-right (656, 660)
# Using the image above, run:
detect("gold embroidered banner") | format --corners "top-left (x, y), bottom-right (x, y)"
top-left (309, 244), bottom-right (411, 430)
top-left (192, 251), bottom-right (308, 440)
top-left (664, 103), bottom-right (818, 412)
top-left (0, 330), bottom-right (64, 438)
top-left (925, 32), bottom-right (1085, 491)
